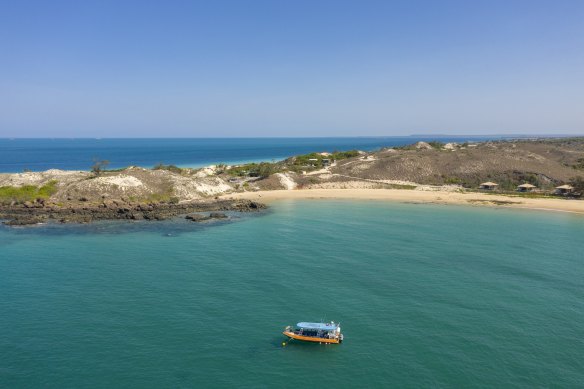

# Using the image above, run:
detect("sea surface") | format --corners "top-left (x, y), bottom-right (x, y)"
top-left (0, 137), bottom-right (500, 173)
top-left (1, 200), bottom-right (583, 387)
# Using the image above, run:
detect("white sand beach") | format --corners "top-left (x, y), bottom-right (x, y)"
top-left (225, 189), bottom-right (584, 215)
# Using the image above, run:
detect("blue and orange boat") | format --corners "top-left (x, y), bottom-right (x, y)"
top-left (283, 322), bottom-right (343, 344)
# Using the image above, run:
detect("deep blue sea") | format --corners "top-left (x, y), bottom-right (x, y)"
top-left (1, 200), bottom-right (583, 387)
top-left (0, 137), bottom-right (500, 173)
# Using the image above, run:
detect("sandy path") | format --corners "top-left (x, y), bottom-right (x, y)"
top-left (223, 189), bottom-right (584, 215)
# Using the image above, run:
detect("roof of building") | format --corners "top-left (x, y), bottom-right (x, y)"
top-left (518, 183), bottom-right (536, 188)
top-left (556, 185), bottom-right (574, 190)
top-left (297, 322), bottom-right (338, 331)
top-left (480, 182), bottom-right (498, 186)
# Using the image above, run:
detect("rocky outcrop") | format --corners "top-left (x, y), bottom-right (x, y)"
top-left (0, 199), bottom-right (265, 226)
top-left (185, 212), bottom-right (228, 222)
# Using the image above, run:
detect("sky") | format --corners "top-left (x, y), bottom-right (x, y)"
top-left (1, 0), bottom-right (583, 137)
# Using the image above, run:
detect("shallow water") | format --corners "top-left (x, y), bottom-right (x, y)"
top-left (1, 201), bottom-right (583, 387)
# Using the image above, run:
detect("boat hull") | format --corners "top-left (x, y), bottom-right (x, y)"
top-left (283, 331), bottom-right (340, 344)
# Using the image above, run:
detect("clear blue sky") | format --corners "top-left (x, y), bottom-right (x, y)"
top-left (1, 0), bottom-right (583, 137)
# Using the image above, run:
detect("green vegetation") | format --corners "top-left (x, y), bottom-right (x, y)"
top-left (103, 167), bottom-right (129, 173)
top-left (572, 158), bottom-right (584, 170)
top-left (153, 163), bottom-right (183, 174)
top-left (145, 192), bottom-right (179, 204)
top-left (226, 150), bottom-right (360, 178)
top-left (227, 162), bottom-right (281, 178)
top-left (569, 177), bottom-right (584, 193)
top-left (387, 184), bottom-right (417, 190)
top-left (442, 175), bottom-right (464, 185)
top-left (215, 163), bottom-right (227, 174)
top-left (289, 150), bottom-right (360, 171)
top-left (331, 150), bottom-right (360, 160)
top-left (0, 180), bottom-right (58, 205)
top-left (427, 141), bottom-right (445, 150)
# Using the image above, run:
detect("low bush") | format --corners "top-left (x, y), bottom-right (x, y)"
top-left (0, 180), bottom-right (58, 205)
top-left (153, 163), bottom-right (183, 174)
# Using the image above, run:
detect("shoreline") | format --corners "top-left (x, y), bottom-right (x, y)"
top-left (0, 199), bottom-right (265, 226)
top-left (223, 189), bottom-right (584, 215)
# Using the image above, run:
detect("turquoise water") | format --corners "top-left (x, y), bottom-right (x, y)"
top-left (1, 201), bottom-right (584, 387)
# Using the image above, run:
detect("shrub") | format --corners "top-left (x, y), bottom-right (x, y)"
top-left (153, 163), bottom-right (183, 174)
top-left (0, 180), bottom-right (58, 205)
top-left (428, 141), bottom-right (445, 150)
top-left (569, 177), bottom-right (584, 193)
top-left (573, 158), bottom-right (584, 170)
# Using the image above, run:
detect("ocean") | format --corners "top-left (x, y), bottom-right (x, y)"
top-left (0, 137), bottom-right (500, 173)
top-left (1, 200), bottom-right (583, 387)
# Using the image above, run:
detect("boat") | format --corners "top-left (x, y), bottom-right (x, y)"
top-left (283, 321), bottom-right (343, 344)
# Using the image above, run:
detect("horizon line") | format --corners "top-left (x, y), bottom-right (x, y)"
top-left (1, 134), bottom-right (583, 140)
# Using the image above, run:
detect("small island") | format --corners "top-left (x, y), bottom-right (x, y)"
top-left (1, 137), bottom-right (583, 225)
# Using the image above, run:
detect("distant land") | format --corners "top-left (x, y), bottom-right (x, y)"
top-left (1, 137), bottom-right (583, 225)
top-left (1, 135), bottom-right (583, 174)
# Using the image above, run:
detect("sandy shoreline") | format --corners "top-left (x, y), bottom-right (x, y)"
top-left (224, 189), bottom-right (584, 215)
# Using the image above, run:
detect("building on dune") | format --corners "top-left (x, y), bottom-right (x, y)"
top-left (517, 183), bottom-right (536, 192)
top-left (554, 185), bottom-right (574, 195)
top-left (479, 182), bottom-right (499, 190)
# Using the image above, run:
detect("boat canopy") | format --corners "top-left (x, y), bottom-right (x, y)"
top-left (297, 322), bottom-right (338, 331)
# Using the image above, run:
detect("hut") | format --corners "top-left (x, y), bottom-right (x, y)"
top-left (555, 184), bottom-right (574, 195)
top-left (517, 183), bottom-right (536, 192)
top-left (479, 182), bottom-right (499, 190)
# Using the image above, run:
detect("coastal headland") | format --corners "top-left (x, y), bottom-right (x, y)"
top-left (1, 138), bottom-right (583, 225)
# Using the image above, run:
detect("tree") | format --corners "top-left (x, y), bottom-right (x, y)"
top-left (257, 162), bottom-right (276, 178)
top-left (92, 159), bottom-right (110, 176)
top-left (569, 176), bottom-right (584, 193)
top-left (215, 163), bottom-right (227, 174)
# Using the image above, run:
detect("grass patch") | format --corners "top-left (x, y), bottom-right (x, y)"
top-left (153, 163), bottom-right (184, 174)
top-left (0, 180), bottom-right (58, 205)
top-left (388, 184), bottom-right (417, 190)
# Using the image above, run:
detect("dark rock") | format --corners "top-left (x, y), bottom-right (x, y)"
top-left (0, 198), bottom-right (267, 226)
top-left (185, 213), bottom-right (210, 222)
top-left (4, 217), bottom-right (44, 226)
